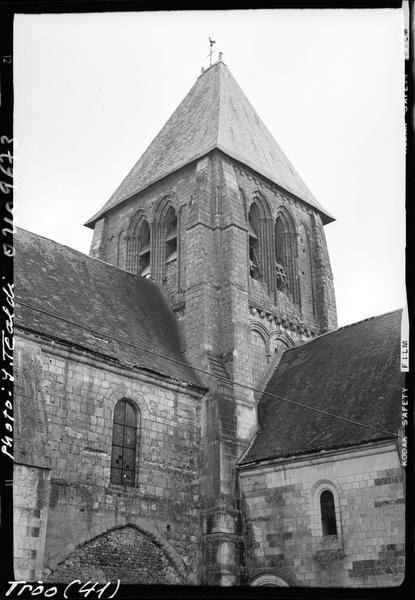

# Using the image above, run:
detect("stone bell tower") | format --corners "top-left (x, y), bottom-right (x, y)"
top-left (85, 57), bottom-right (337, 584)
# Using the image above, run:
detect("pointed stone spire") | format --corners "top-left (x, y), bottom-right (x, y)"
top-left (85, 61), bottom-right (333, 228)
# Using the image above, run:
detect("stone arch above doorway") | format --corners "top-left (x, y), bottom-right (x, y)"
top-left (249, 570), bottom-right (292, 586)
top-left (47, 525), bottom-right (184, 585)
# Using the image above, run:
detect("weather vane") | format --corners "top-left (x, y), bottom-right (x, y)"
top-left (208, 37), bottom-right (216, 67)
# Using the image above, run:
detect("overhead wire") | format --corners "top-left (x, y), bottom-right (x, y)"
top-left (15, 299), bottom-right (402, 439)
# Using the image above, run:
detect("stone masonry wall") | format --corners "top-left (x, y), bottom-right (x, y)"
top-left (250, 330), bottom-right (269, 387)
top-left (239, 443), bottom-right (405, 587)
top-left (15, 334), bottom-right (203, 584)
top-left (14, 337), bottom-right (52, 580)
top-left (14, 464), bottom-right (51, 580)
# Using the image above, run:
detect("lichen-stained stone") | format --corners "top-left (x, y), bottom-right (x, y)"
top-left (48, 526), bottom-right (183, 584)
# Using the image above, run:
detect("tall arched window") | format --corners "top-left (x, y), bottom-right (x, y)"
top-left (248, 203), bottom-right (261, 280)
top-left (298, 224), bottom-right (315, 318)
top-left (274, 209), bottom-right (300, 305)
top-left (246, 193), bottom-right (274, 293)
top-left (110, 399), bottom-right (139, 486)
top-left (126, 215), bottom-right (151, 277)
top-left (164, 206), bottom-right (177, 264)
top-left (275, 217), bottom-right (287, 291)
top-left (320, 490), bottom-right (337, 536)
top-left (137, 220), bottom-right (151, 277)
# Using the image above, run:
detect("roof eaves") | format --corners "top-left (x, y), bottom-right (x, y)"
top-left (278, 308), bottom-right (404, 356)
top-left (15, 321), bottom-right (207, 394)
top-left (216, 147), bottom-right (335, 225)
top-left (16, 227), bottom-right (154, 285)
top-left (238, 435), bottom-right (397, 468)
top-left (84, 145), bottom-right (220, 229)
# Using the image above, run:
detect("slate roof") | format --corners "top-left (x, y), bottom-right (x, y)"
top-left (241, 310), bottom-right (403, 464)
top-left (85, 60), bottom-right (334, 228)
top-left (14, 228), bottom-right (203, 389)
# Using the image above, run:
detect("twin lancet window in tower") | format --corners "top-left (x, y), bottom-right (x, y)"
top-left (248, 201), bottom-right (301, 307)
top-left (110, 399), bottom-right (139, 486)
top-left (125, 204), bottom-right (178, 279)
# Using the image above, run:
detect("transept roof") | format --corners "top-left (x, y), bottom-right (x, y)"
top-left (240, 309), bottom-right (403, 464)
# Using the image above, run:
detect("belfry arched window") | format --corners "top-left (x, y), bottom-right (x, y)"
top-left (246, 193), bottom-right (274, 293)
top-left (274, 209), bottom-right (300, 305)
top-left (320, 490), bottom-right (337, 536)
top-left (248, 203), bottom-right (261, 280)
top-left (137, 220), bottom-right (151, 277)
top-left (126, 214), bottom-right (151, 277)
top-left (110, 399), bottom-right (139, 486)
top-left (164, 206), bottom-right (178, 264)
top-left (298, 224), bottom-right (315, 318)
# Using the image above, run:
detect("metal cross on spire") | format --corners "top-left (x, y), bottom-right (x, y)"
top-left (208, 37), bottom-right (216, 66)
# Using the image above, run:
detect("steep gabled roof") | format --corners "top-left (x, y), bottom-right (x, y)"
top-left (14, 227), bottom-right (203, 389)
top-left (241, 310), bottom-right (403, 464)
top-left (85, 60), bottom-right (334, 228)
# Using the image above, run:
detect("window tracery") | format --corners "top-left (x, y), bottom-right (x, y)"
top-left (110, 399), bottom-right (139, 486)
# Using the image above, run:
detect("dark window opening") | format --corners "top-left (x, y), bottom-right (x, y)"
top-left (275, 217), bottom-right (288, 292)
top-left (165, 207), bottom-right (177, 263)
top-left (110, 400), bottom-right (138, 486)
top-left (320, 490), bottom-right (337, 536)
top-left (138, 220), bottom-right (151, 277)
top-left (249, 203), bottom-right (261, 280)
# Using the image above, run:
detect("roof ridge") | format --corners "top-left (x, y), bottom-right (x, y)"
top-left (284, 309), bottom-right (403, 354)
top-left (15, 226), bottom-right (155, 283)
top-left (335, 309), bottom-right (403, 331)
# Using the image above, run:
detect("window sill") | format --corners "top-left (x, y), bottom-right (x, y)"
top-left (108, 482), bottom-right (138, 493)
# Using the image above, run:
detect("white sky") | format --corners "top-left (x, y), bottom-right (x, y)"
top-left (14, 9), bottom-right (406, 327)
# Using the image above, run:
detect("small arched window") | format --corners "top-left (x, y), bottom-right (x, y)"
top-left (110, 399), bottom-right (139, 486)
top-left (248, 203), bottom-right (261, 280)
top-left (320, 490), bottom-right (337, 536)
